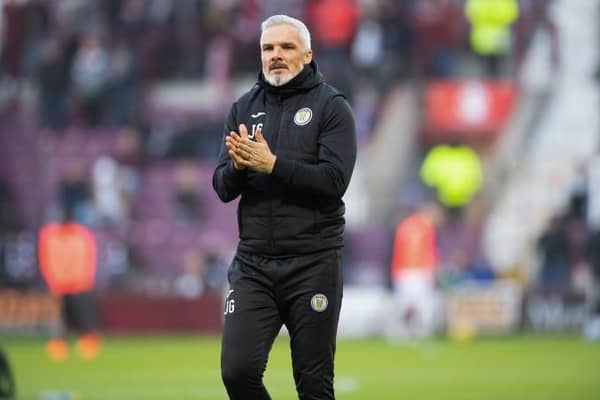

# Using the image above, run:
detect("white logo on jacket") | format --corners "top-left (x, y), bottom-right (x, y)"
top-left (294, 108), bottom-right (312, 126)
top-left (310, 293), bottom-right (328, 312)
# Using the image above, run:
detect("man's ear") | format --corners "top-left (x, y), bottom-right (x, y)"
top-left (304, 49), bottom-right (313, 64)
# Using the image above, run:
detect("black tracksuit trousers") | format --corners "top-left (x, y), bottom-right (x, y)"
top-left (221, 248), bottom-right (343, 400)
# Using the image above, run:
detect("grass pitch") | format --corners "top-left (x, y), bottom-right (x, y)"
top-left (4, 334), bottom-right (600, 399)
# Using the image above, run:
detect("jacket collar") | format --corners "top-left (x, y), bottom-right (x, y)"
top-left (257, 60), bottom-right (322, 100)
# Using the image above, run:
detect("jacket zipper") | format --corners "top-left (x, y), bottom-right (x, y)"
top-left (268, 97), bottom-right (285, 252)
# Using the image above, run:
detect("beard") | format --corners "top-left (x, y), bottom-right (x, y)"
top-left (263, 64), bottom-right (303, 87)
top-left (264, 72), bottom-right (294, 87)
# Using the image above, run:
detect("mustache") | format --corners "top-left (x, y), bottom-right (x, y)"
top-left (269, 62), bottom-right (288, 71)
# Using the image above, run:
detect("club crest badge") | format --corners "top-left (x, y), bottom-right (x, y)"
top-left (310, 293), bottom-right (328, 312)
top-left (294, 107), bottom-right (312, 126)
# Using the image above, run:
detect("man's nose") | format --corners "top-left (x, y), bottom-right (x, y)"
top-left (271, 47), bottom-right (283, 60)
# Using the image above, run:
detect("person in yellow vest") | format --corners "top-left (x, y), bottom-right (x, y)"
top-left (38, 210), bottom-right (101, 361)
top-left (388, 201), bottom-right (445, 340)
top-left (465, 0), bottom-right (519, 76)
top-left (420, 144), bottom-right (483, 209)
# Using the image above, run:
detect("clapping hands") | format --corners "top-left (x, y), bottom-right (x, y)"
top-left (225, 124), bottom-right (276, 174)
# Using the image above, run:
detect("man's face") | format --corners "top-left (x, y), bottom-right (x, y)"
top-left (260, 24), bottom-right (312, 87)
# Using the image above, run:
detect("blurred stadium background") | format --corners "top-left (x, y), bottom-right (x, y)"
top-left (1, 0), bottom-right (600, 399)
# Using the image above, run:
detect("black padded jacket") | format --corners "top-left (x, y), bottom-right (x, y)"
top-left (212, 61), bottom-right (357, 257)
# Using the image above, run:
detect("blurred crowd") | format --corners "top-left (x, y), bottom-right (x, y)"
top-left (0, 0), bottom-right (554, 128)
top-left (0, 0), bottom-right (574, 304)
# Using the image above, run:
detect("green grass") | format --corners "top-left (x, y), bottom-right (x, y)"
top-left (4, 334), bottom-right (600, 399)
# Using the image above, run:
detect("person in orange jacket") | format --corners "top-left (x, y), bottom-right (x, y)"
top-left (38, 209), bottom-right (101, 361)
top-left (388, 201), bottom-right (444, 340)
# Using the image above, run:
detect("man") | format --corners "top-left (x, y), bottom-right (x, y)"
top-left (38, 210), bottom-right (102, 361)
top-left (213, 14), bottom-right (356, 400)
top-left (388, 202), bottom-right (443, 340)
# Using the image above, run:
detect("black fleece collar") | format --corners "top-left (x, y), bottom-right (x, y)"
top-left (257, 60), bottom-right (323, 99)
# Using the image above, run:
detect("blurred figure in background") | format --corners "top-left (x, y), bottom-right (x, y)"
top-left (388, 201), bottom-right (444, 340)
top-left (411, 0), bottom-right (463, 78)
top-left (35, 36), bottom-right (69, 132)
top-left (202, 251), bottom-right (227, 293)
top-left (1, 0), bottom-right (26, 86)
top-left (308, 0), bottom-right (359, 99)
top-left (58, 158), bottom-right (94, 225)
top-left (92, 131), bottom-right (142, 225)
top-left (350, 12), bottom-right (384, 86)
top-left (174, 249), bottom-right (206, 299)
top-left (107, 42), bottom-right (138, 127)
top-left (71, 33), bottom-right (110, 127)
top-left (0, 178), bottom-right (21, 236)
top-left (437, 200), bottom-right (495, 287)
top-left (536, 215), bottom-right (570, 292)
top-left (465, 0), bottom-right (519, 77)
top-left (420, 143), bottom-right (483, 211)
top-left (38, 210), bottom-right (101, 361)
top-left (584, 228), bottom-right (600, 340)
top-left (173, 161), bottom-right (204, 225)
top-left (92, 155), bottom-right (129, 224)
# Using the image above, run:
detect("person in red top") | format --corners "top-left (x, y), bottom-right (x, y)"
top-left (38, 210), bottom-right (101, 361)
top-left (388, 201), bottom-right (444, 340)
top-left (308, 0), bottom-right (359, 50)
top-left (307, 0), bottom-right (359, 96)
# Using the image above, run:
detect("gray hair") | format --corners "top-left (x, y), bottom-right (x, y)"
top-left (261, 15), bottom-right (311, 50)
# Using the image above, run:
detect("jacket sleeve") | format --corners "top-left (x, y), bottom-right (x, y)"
top-left (271, 95), bottom-right (357, 198)
top-left (212, 102), bottom-right (246, 202)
